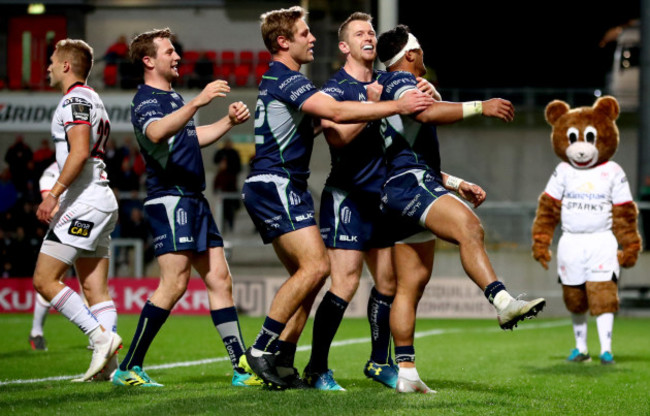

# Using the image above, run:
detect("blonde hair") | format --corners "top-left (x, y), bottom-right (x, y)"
top-left (260, 6), bottom-right (306, 54)
top-left (54, 39), bottom-right (94, 80)
top-left (338, 12), bottom-right (373, 42)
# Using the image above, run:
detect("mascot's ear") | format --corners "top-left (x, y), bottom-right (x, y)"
top-left (593, 95), bottom-right (620, 121)
top-left (545, 100), bottom-right (570, 125)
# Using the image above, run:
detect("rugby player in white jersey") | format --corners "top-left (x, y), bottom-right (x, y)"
top-left (32, 39), bottom-right (122, 382)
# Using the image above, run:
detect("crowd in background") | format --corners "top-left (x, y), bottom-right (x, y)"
top-left (0, 135), bottom-right (152, 277)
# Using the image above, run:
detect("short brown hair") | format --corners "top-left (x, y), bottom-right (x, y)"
top-left (129, 28), bottom-right (172, 71)
top-left (54, 39), bottom-right (94, 80)
top-left (338, 12), bottom-right (373, 42)
top-left (260, 6), bottom-right (306, 54)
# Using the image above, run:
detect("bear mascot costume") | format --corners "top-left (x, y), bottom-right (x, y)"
top-left (531, 96), bottom-right (641, 364)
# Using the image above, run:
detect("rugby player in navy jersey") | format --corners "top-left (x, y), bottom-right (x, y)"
top-left (375, 25), bottom-right (546, 393)
top-left (239, 7), bottom-right (434, 390)
top-left (112, 28), bottom-right (257, 388)
top-left (298, 12), bottom-right (441, 391)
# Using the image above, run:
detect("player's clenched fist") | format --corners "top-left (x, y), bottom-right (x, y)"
top-left (229, 101), bottom-right (250, 125)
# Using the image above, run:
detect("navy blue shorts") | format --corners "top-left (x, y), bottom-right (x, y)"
top-left (381, 168), bottom-right (449, 242)
top-left (144, 194), bottom-right (223, 256)
top-left (242, 174), bottom-right (317, 244)
top-left (319, 186), bottom-right (393, 250)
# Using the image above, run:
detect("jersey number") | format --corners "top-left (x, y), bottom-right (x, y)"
top-left (91, 119), bottom-right (111, 159)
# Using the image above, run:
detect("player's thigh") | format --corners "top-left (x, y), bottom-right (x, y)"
top-left (424, 194), bottom-right (482, 243)
top-left (273, 225), bottom-right (330, 276)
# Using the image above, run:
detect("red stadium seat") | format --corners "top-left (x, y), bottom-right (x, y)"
top-left (178, 50), bottom-right (200, 85)
top-left (234, 64), bottom-right (251, 86)
top-left (239, 50), bottom-right (254, 70)
top-left (257, 50), bottom-right (272, 65)
top-left (220, 50), bottom-right (236, 82)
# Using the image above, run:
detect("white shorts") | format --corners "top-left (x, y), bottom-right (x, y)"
top-left (557, 231), bottom-right (619, 286)
top-left (44, 200), bottom-right (118, 253)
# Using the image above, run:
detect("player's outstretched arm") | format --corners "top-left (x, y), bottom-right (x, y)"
top-left (302, 88), bottom-right (433, 124)
top-left (197, 101), bottom-right (250, 147)
top-left (146, 80), bottom-right (231, 144)
top-left (415, 98), bottom-right (515, 125)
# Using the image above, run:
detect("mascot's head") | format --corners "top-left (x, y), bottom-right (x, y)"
top-left (545, 96), bottom-right (620, 169)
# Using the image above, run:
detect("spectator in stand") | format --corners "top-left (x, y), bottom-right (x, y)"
top-left (170, 34), bottom-right (184, 59)
top-left (33, 139), bottom-right (55, 174)
top-left (103, 139), bottom-right (123, 190)
top-left (9, 226), bottom-right (34, 277)
top-left (120, 205), bottom-right (154, 265)
top-left (104, 35), bottom-right (129, 64)
top-left (213, 138), bottom-right (242, 232)
top-left (4, 135), bottom-right (33, 193)
top-left (0, 166), bottom-right (18, 213)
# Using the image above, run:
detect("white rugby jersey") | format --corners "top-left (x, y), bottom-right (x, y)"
top-left (544, 161), bottom-right (633, 234)
top-left (51, 83), bottom-right (117, 211)
top-left (38, 161), bottom-right (59, 194)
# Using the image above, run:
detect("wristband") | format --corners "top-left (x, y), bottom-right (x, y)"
top-left (56, 180), bottom-right (68, 189)
top-left (445, 175), bottom-right (463, 191)
top-left (49, 191), bottom-right (60, 199)
top-left (462, 101), bottom-right (483, 118)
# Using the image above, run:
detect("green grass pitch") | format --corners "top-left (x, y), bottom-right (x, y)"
top-left (1, 314), bottom-right (649, 415)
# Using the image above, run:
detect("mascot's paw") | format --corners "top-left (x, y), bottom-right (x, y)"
top-left (618, 247), bottom-right (639, 268)
top-left (532, 244), bottom-right (551, 270)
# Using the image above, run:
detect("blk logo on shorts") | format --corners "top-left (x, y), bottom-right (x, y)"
top-left (68, 219), bottom-right (94, 238)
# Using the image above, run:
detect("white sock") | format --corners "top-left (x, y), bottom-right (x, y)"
top-left (596, 313), bottom-right (614, 355)
top-left (493, 290), bottom-right (514, 311)
top-left (398, 366), bottom-right (420, 381)
top-left (31, 292), bottom-right (51, 337)
top-left (571, 313), bottom-right (588, 353)
top-left (50, 286), bottom-right (100, 335)
top-left (90, 300), bottom-right (118, 333)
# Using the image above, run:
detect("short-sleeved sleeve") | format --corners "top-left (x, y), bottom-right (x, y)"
top-left (610, 162), bottom-right (634, 205)
top-left (132, 95), bottom-right (166, 138)
top-left (544, 163), bottom-right (566, 201)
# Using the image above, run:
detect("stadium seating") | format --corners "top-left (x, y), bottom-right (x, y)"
top-left (177, 50), bottom-right (200, 86)
top-left (234, 64), bottom-right (251, 87)
top-left (220, 50), bottom-right (236, 82)
top-left (239, 50), bottom-right (254, 71)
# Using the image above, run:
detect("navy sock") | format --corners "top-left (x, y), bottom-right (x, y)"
top-left (119, 300), bottom-right (170, 371)
top-left (484, 281), bottom-right (507, 304)
top-left (211, 306), bottom-right (246, 371)
top-left (367, 287), bottom-right (394, 363)
top-left (252, 316), bottom-right (285, 352)
top-left (308, 291), bottom-right (348, 373)
top-left (276, 340), bottom-right (297, 368)
top-left (395, 345), bottom-right (415, 364)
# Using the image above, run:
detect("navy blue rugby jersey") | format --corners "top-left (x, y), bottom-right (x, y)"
top-left (321, 68), bottom-right (387, 193)
top-left (131, 84), bottom-right (206, 198)
top-left (250, 61), bottom-right (319, 188)
top-left (376, 71), bottom-right (442, 180)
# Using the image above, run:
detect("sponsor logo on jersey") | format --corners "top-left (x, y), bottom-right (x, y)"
top-left (280, 75), bottom-right (302, 90)
top-left (179, 236), bottom-right (194, 243)
top-left (134, 98), bottom-right (158, 113)
top-left (339, 235), bottom-right (358, 242)
top-left (289, 191), bottom-right (301, 206)
top-left (176, 208), bottom-right (188, 225)
top-left (68, 219), bottom-right (94, 238)
top-left (295, 212), bottom-right (314, 222)
top-left (62, 97), bottom-right (91, 107)
top-left (289, 84), bottom-right (315, 102)
top-left (341, 207), bottom-right (352, 224)
top-left (71, 103), bottom-right (91, 122)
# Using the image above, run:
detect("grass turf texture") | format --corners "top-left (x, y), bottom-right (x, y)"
top-left (1, 314), bottom-right (649, 415)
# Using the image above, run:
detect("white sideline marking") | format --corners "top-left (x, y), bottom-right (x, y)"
top-left (0, 320), bottom-right (569, 386)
